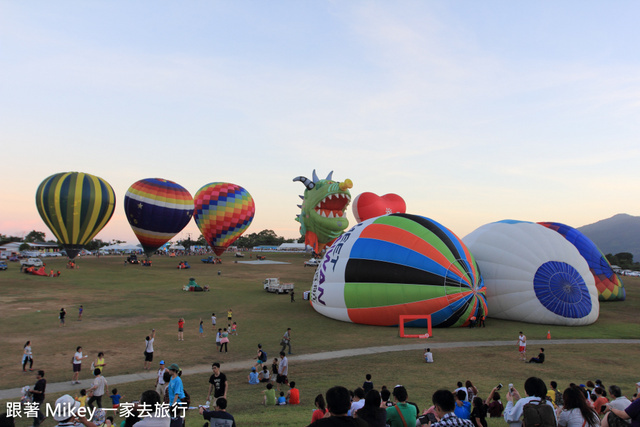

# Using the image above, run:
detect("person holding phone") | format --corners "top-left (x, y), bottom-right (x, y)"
top-left (485, 386), bottom-right (504, 417)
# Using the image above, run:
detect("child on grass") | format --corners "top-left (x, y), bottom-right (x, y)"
top-left (263, 383), bottom-right (276, 406)
top-left (76, 389), bottom-right (87, 407)
top-left (278, 391), bottom-right (287, 405)
top-left (286, 381), bottom-right (300, 405)
top-left (231, 322), bottom-right (238, 335)
top-left (109, 388), bottom-right (122, 409)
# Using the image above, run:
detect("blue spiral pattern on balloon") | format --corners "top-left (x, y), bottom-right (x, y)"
top-left (534, 261), bottom-right (591, 318)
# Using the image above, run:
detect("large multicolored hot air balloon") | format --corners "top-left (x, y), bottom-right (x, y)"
top-left (35, 172), bottom-right (116, 260)
top-left (124, 178), bottom-right (194, 257)
top-left (463, 220), bottom-right (599, 326)
top-left (310, 214), bottom-right (487, 328)
top-left (193, 182), bottom-right (255, 255)
top-left (538, 222), bottom-right (625, 302)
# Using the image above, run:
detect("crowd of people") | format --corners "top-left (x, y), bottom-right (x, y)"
top-left (306, 376), bottom-right (640, 427)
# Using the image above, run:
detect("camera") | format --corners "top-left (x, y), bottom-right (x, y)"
top-left (496, 383), bottom-right (503, 390)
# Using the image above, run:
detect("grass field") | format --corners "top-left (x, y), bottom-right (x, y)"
top-left (1, 252), bottom-right (638, 426)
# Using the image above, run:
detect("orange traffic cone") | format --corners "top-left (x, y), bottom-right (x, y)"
top-left (547, 330), bottom-right (551, 339)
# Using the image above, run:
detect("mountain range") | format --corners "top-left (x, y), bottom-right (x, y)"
top-left (577, 213), bottom-right (640, 262)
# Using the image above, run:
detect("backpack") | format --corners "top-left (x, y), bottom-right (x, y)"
top-left (522, 398), bottom-right (557, 427)
top-left (554, 391), bottom-right (564, 408)
top-left (260, 350), bottom-right (268, 362)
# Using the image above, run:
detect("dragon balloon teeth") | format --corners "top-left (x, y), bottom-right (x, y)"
top-left (293, 169), bottom-right (353, 254)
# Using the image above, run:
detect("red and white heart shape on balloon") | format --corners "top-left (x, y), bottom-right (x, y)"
top-left (352, 192), bottom-right (407, 223)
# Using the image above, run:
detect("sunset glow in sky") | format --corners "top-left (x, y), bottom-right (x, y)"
top-left (2, 2), bottom-right (639, 244)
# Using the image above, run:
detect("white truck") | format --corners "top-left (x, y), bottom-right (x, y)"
top-left (20, 258), bottom-right (44, 268)
top-left (263, 278), bottom-right (294, 294)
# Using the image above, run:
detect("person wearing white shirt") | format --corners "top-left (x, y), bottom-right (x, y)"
top-left (504, 377), bottom-right (556, 427)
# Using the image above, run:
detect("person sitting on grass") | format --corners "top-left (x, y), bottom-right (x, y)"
top-left (132, 390), bottom-right (169, 427)
top-left (263, 383), bottom-right (276, 406)
top-left (286, 381), bottom-right (300, 405)
top-left (386, 385), bottom-right (418, 427)
top-left (199, 397), bottom-right (235, 427)
top-left (278, 391), bottom-right (287, 405)
top-left (430, 389), bottom-right (474, 427)
top-left (307, 386), bottom-right (368, 426)
top-left (527, 348), bottom-right (545, 364)
top-left (454, 389), bottom-right (472, 419)
top-left (485, 387), bottom-right (504, 417)
top-left (259, 366), bottom-right (270, 383)
top-left (310, 394), bottom-right (328, 424)
top-left (248, 367), bottom-right (260, 385)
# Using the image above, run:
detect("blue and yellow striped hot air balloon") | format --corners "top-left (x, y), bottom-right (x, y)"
top-left (35, 172), bottom-right (116, 259)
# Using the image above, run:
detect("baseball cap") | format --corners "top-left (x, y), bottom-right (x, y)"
top-left (159, 360), bottom-right (165, 365)
top-left (168, 363), bottom-right (180, 371)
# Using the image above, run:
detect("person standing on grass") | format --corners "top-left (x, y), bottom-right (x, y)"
top-left (207, 362), bottom-right (228, 405)
top-left (280, 328), bottom-right (292, 354)
top-left (219, 328), bottom-right (229, 352)
top-left (143, 329), bottom-right (155, 370)
top-left (290, 290), bottom-right (295, 302)
top-left (155, 360), bottom-right (168, 398)
top-left (31, 370), bottom-right (46, 427)
top-left (22, 341), bottom-right (33, 372)
top-left (199, 319), bottom-right (205, 338)
top-left (518, 331), bottom-right (527, 361)
top-left (211, 312), bottom-right (217, 330)
top-left (72, 346), bottom-right (87, 384)
top-left (227, 308), bottom-right (233, 322)
top-left (277, 352), bottom-right (288, 390)
top-left (167, 363), bottom-right (185, 405)
top-left (216, 328), bottom-right (222, 350)
top-left (87, 368), bottom-right (107, 409)
top-left (93, 352), bottom-right (106, 374)
top-left (59, 308), bottom-right (66, 327)
top-left (78, 305), bottom-right (83, 321)
top-left (177, 318), bottom-right (184, 341)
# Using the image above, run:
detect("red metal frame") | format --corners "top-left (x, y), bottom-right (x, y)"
top-left (398, 314), bottom-right (432, 338)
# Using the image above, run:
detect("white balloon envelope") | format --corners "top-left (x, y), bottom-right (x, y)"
top-left (463, 220), bottom-right (599, 326)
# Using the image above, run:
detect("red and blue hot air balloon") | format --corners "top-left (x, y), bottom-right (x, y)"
top-left (124, 178), bottom-right (194, 257)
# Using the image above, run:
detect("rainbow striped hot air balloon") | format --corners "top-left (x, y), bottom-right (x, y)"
top-left (193, 182), bottom-right (255, 256)
top-left (310, 214), bottom-right (487, 328)
top-left (124, 178), bottom-right (194, 257)
top-left (538, 222), bottom-right (625, 302)
top-left (35, 172), bottom-right (116, 259)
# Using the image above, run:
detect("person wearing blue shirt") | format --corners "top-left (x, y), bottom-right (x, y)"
top-left (454, 390), bottom-right (472, 419)
top-left (167, 363), bottom-right (185, 405)
top-left (248, 367), bottom-right (260, 384)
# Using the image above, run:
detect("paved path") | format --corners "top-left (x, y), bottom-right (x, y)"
top-left (2, 338), bottom-right (639, 401)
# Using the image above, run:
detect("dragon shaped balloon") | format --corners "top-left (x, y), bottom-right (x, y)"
top-left (293, 170), bottom-right (353, 255)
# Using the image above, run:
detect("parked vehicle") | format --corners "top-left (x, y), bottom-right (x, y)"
top-left (304, 258), bottom-right (321, 267)
top-left (20, 258), bottom-right (44, 268)
top-left (263, 278), bottom-right (294, 294)
top-left (126, 254), bottom-right (139, 264)
top-left (0, 261), bottom-right (8, 270)
top-left (201, 256), bottom-right (222, 264)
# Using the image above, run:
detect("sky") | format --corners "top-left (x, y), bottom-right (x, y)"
top-left (2, 1), bottom-right (640, 245)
